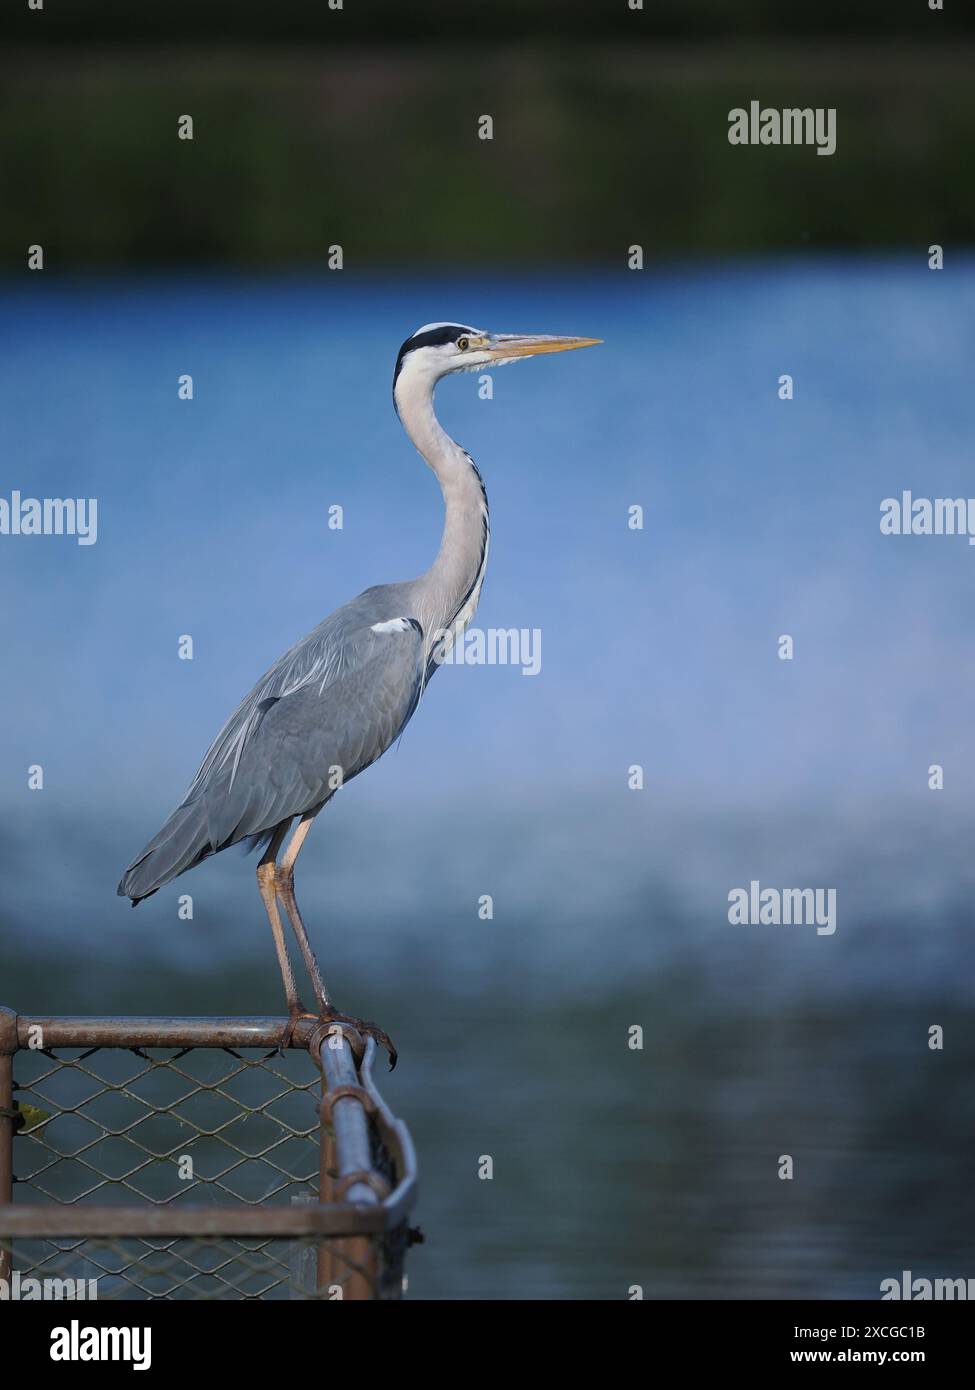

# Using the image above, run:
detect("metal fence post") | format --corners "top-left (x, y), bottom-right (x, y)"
top-left (313, 1026), bottom-right (382, 1299)
top-left (0, 1006), bottom-right (18, 1287)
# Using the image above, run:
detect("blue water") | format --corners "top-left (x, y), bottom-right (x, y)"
top-left (1, 259), bottom-right (974, 1297)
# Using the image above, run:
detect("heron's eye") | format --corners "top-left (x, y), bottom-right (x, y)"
top-left (456, 336), bottom-right (470, 351)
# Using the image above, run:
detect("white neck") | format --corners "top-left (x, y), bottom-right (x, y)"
top-left (394, 365), bottom-right (490, 658)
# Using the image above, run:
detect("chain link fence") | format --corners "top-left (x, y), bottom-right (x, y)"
top-left (0, 1008), bottom-right (417, 1300)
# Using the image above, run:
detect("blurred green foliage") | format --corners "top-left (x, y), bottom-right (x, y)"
top-left (4, 0), bottom-right (974, 45)
top-left (1, 35), bottom-right (972, 266)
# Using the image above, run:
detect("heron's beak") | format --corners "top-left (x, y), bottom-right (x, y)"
top-left (483, 333), bottom-right (602, 361)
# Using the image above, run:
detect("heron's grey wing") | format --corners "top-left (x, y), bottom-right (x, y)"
top-left (182, 609), bottom-right (355, 803)
top-left (197, 614), bottom-right (425, 851)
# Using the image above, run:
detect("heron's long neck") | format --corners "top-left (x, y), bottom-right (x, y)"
top-left (395, 375), bottom-right (490, 653)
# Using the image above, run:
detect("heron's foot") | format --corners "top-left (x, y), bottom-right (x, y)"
top-left (279, 1003), bottom-right (318, 1050)
top-left (315, 1006), bottom-right (398, 1071)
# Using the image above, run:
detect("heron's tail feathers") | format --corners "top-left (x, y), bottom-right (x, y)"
top-left (117, 801), bottom-right (213, 904)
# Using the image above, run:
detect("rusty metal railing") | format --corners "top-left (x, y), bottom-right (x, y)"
top-left (0, 1007), bottom-right (417, 1299)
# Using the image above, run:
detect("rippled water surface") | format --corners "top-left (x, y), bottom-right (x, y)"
top-left (2, 259), bottom-right (974, 1296)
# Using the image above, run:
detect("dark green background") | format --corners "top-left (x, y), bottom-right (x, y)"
top-left (2, 0), bottom-right (972, 267)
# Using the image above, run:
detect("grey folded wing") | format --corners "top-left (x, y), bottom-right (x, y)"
top-left (186, 606), bottom-right (426, 851)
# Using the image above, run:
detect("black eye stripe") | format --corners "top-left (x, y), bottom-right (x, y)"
top-left (405, 324), bottom-right (472, 351)
top-left (393, 324), bottom-right (479, 387)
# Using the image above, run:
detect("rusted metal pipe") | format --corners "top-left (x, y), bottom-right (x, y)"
top-left (15, 1014), bottom-right (321, 1050)
top-left (0, 1202), bottom-right (392, 1239)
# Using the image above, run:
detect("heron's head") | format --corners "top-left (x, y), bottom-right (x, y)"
top-left (393, 322), bottom-right (601, 402)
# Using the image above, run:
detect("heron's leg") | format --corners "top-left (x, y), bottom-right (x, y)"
top-left (278, 811), bottom-right (398, 1069)
top-left (256, 820), bottom-right (310, 1036)
top-left (276, 812), bottom-right (330, 1009)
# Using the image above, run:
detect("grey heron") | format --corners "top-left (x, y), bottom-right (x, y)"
top-left (118, 323), bottom-right (600, 1064)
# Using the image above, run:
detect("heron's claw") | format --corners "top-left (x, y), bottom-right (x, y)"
top-left (316, 1008), bottom-right (398, 1071)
